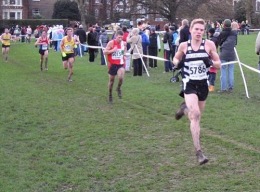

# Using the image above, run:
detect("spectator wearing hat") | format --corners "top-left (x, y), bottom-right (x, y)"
top-left (148, 27), bottom-right (160, 68)
top-left (218, 19), bottom-right (237, 93)
top-left (75, 25), bottom-right (87, 56)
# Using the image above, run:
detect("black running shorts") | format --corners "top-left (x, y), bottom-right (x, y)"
top-left (108, 64), bottom-right (124, 76)
top-left (39, 49), bottom-right (48, 55)
top-left (2, 44), bottom-right (10, 48)
top-left (62, 53), bottom-right (75, 61)
top-left (182, 80), bottom-right (209, 101)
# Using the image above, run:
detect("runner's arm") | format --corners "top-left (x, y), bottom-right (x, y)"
top-left (206, 40), bottom-right (221, 69)
top-left (172, 42), bottom-right (186, 68)
top-left (103, 41), bottom-right (116, 55)
top-left (34, 37), bottom-right (41, 45)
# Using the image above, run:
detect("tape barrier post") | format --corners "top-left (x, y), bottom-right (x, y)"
top-left (234, 47), bottom-right (250, 98)
top-left (99, 40), bottom-right (108, 66)
top-left (135, 44), bottom-right (150, 77)
top-left (79, 43), bottom-right (82, 57)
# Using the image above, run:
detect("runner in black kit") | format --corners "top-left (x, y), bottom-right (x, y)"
top-left (172, 18), bottom-right (221, 165)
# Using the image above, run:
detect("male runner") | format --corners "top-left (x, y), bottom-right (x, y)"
top-left (60, 28), bottom-right (78, 82)
top-left (103, 30), bottom-right (127, 103)
top-left (1, 28), bottom-right (12, 61)
top-left (173, 18), bottom-right (221, 165)
top-left (35, 30), bottom-right (50, 71)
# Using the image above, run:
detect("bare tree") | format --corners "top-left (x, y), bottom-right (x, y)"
top-left (134, 0), bottom-right (225, 22)
top-left (246, 0), bottom-right (254, 24)
top-left (133, 0), bottom-right (181, 22)
top-left (73, 0), bottom-right (87, 28)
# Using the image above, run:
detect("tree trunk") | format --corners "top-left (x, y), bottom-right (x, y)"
top-left (76, 0), bottom-right (87, 29)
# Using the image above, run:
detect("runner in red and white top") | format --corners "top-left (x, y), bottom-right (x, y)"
top-left (35, 30), bottom-right (50, 71)
top-left (104, 30), bottom-right (127, 104)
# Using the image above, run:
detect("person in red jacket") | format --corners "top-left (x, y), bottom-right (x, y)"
top-left (104, 30), bottom-right (127, 103)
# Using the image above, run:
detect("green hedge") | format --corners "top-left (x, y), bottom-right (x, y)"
top-left (0, 19), bottom-right (69, 32)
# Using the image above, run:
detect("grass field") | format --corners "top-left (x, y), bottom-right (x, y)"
top-left (0, 33), bottom-right (260, 192)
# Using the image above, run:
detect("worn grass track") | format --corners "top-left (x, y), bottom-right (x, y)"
top-left (0, 34), bottom-right (259, 192)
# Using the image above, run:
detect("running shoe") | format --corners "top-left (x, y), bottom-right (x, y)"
top-left (196, 150), bottom-right (209, 165)
top-left (117, 88), bottom-right (122, 99)
top-left (108, 94), bottom-right (113, 104)
top-left (175, 102), bottom-right (187, 120)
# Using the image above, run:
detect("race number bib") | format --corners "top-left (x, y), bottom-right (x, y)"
top-left (64, 45), bottom-right (72, 52)
top-left (189, 61), bottom-right (207, 80)
top-left (42, 44), bottom-right (48, 50)
top-left (112, 50), bottom-right (124, 61)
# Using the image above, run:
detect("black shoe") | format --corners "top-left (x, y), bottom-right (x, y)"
top-left (117, 88), bottom-right (122, 99)
top-left (108, 95), bottom-right (113, 103)
top-left (196, 150), bottom-right (209, 165)
top-left (175, 102), bottom-right (187, 120)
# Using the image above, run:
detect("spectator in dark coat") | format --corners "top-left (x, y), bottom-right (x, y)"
top-left (87, 27), bottom-right (97, 62)
top-left (75, 25), bottom-right (87, 56)
top-left (179, 19), bottom-right (190, 44)
top-left (218, 19), bottom-right (237, 92)
top-left (148, 27), bottom-right (160, 68)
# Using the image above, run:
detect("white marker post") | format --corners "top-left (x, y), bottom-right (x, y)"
top-left (99, 40), bottom-right (108, 66)
top-left (234, 47), bottom-right (250, 98)
top-left (135, 44), bottom-right (150, 77)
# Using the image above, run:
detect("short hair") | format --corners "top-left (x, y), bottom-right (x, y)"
top-left (66, 27), bottom-right (73, 32)
top-left (122, 26), bottom-right (127, 32)
top-left (190, 18), bottom-right (205, 29)
top-left (182, 19), bottom-right (189, 26)
top-left (164, 24), bottom-right (169, 32)
top-left (116, 30), bottom-right (124, 36)
top-left (137, 21), bottom-right (143, 26)
top-left (131, 28), bottom-right (139, 35)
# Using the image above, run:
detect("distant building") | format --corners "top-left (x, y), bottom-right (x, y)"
top-left (0, 0), bottom-right (55, 19)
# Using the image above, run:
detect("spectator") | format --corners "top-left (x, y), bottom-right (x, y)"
top-left (162, 24), bottom-right (172, 72)
top-left (170, 26), bottom-right (178, 60)
top-left (148, 27), bottom-right (160, 68)
top-left (245, 20), bottom-right (250, 35)
top-left (137, 21), bottom-right (150, 70)
top-left (122, 26), bottom-right (131, 71)
top-left (21, 26), bottom-right (26, 43)
top-left (231, 19), bottom-right (239, 35)
top-left (75, 25), bottom-right (87, 56)
top-left (87, 27), bottom-right (97, 62)
top-left (218, 19), bottom-right (237, 93)
top-left (240, 21), bottom-right (246, 35)
top-left (127, 28), bottom-right (143, 76)
top-left (208, 28), bottom-right (220, 92)
top-left (99, 28), bottom-right (109, 65)
top-left (14, 25), bottom-right (21, 42)
top-left (26, 25), bottom-right (32, 43)
top-left (179, 19), bottom-right (190, 44)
